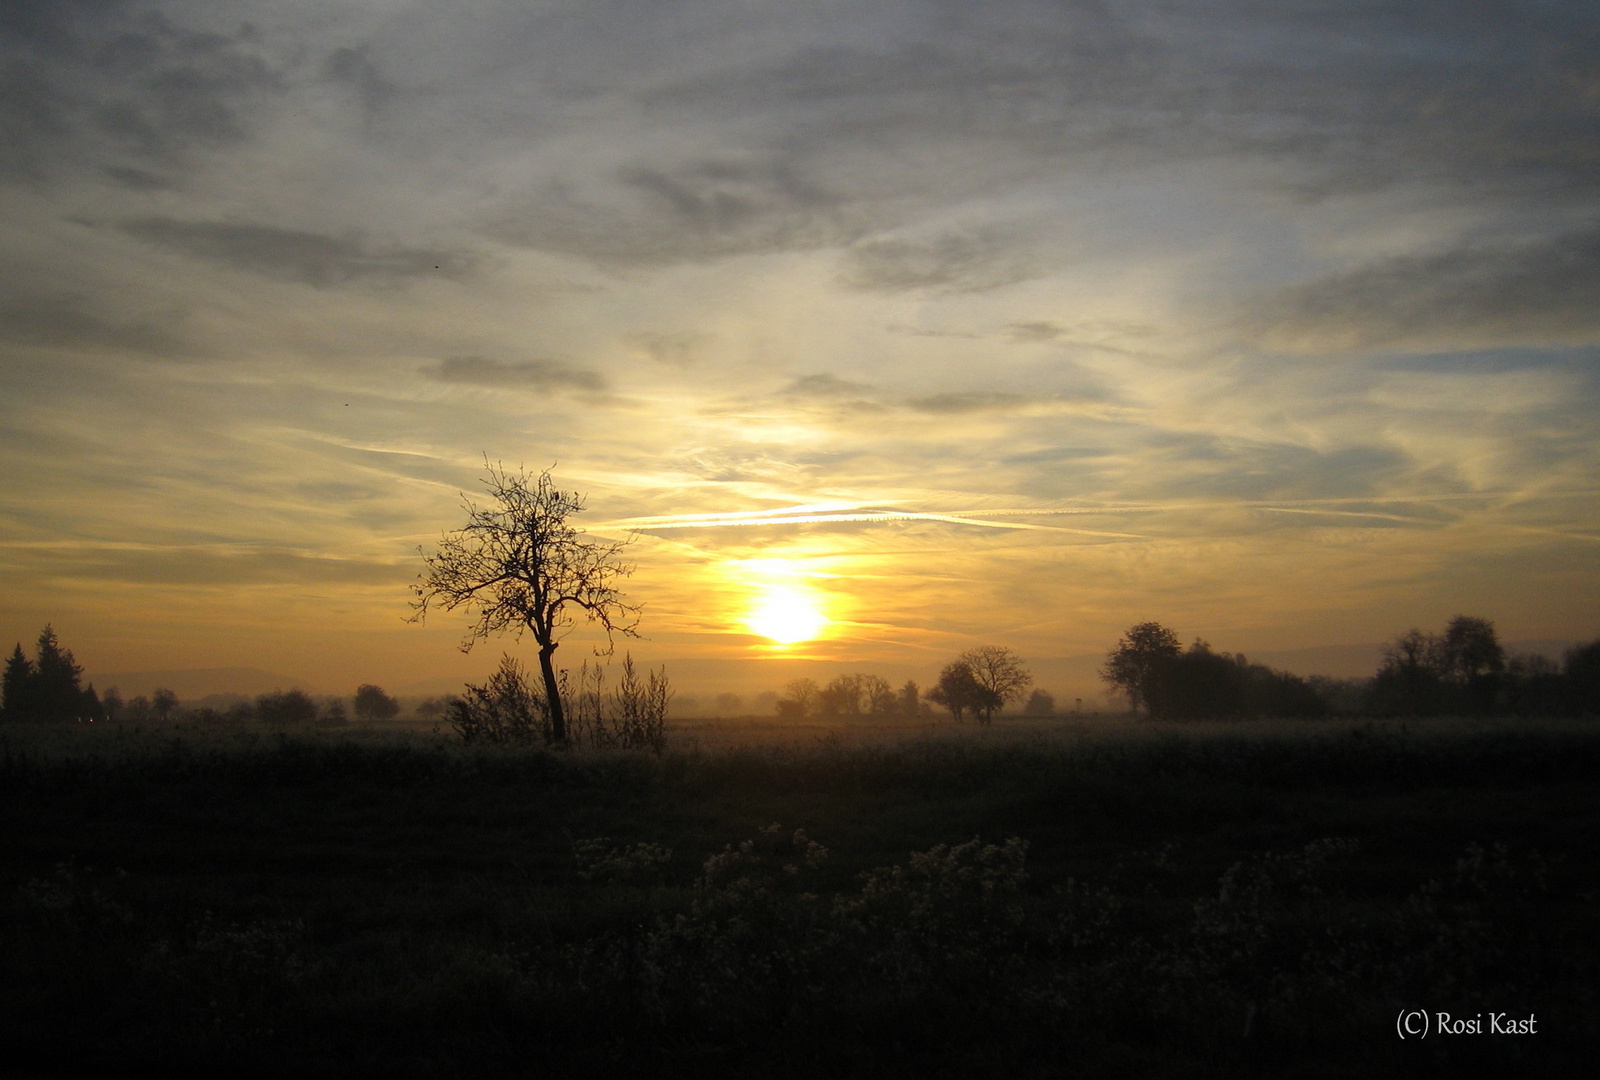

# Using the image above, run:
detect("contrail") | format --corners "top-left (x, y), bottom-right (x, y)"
top-left (595, 490), bottom-right (1543, 540)
top-left (599, 506), bottom-right (1144, 538)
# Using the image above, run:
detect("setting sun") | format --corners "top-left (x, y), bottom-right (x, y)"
top-left (747, 587), bottom-right (828, 645)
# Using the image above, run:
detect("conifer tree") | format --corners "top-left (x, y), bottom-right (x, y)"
top-left (2, 643), bottom-right (34, 720)
top-left (32, 626), bottom-right (86, 722)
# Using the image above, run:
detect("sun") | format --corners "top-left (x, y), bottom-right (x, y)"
top-left (747, 587), bottom-right (828, 645)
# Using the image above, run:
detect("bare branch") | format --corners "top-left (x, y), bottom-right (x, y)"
top-left (410, 459), bottom-right (640, 743)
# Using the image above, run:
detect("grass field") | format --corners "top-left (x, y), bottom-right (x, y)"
top-left (2, 714), bottom-right (1596, 1077)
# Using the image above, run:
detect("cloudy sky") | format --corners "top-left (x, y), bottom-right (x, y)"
top-left (2, 0), bottom-right (1597, 693)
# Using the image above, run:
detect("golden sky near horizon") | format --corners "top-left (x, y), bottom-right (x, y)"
top-left (2, 1), bottom-right (1598, 693)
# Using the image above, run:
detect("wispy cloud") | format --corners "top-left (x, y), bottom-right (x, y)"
top-left (422, 357), bottom-right (608, 393)
top-left (123, 219), bottom-right (473, 287)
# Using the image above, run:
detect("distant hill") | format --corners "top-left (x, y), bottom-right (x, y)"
top-left (89, 667), bottom-right (324, 700)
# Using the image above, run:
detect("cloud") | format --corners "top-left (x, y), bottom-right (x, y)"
top-left (0, 3), bottom-right (283, 183)
top-left (783, 374), bottom-right (876, 399)
top-left (1007, 321), bottom-right (1067, 343)
top-left (0, 293), bottom-right (185, 354)
top-left (423, 356), bottom-right (607, 393)
top-left (493, 155), bottom-right (864, 265)
top-left (122, 218), bottom-right (473, 286)
top-left (905, 392), bottom-right (1029, 415)
top-left (322, 46), bottom-right (397, 117)
top-left (841, 229), bottom-right (1038, 293)
top-left (1260, 227), bottom-right (1600, 349)
top-left (624, 330), bottom-right (703, 367)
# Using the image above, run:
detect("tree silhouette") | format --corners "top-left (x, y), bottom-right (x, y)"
top-left (151, 688), bottom-right (179, 722)
top-left (776, 678), bottom-right (819, 718)
top-left (411, 461), bottom-right (639, 745)
top-left (2, 643), bottom-right (34, 721)
top-left (2, 627), bottom-right (90, 722)
top-left (256, 690), bottom-right (318, 726)
top-left (928, 661), bottom-right (996, 722)
top-left (1101, 622), bottom-right (1181, 713)
top-left (957, 646), bottom-right (1032, 723)
top-left (1441, 616), bottom-right (1505, 681)
top-left (353, 684), bottom-right (401, 721)
top-left (897, 680), bottom-right (921, 717)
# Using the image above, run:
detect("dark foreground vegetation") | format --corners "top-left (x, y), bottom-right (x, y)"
top-left (2, 719), bottom-right (1597, 1078)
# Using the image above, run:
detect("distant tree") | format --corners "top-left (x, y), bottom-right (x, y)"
top-left (817, 674), bottom-right (866, 718)
top-left (415, 696), bottom-right (449, 722)
top-left (80, 684), bottom-right (106, 722)
top-left (1566, 639), bottom-right (1600, 715)
top-left (927, 661), bottom-right (996, 723)
top-left (151, 688), bottom-right (179, 722)
top-left (897, 680), bottom-right (921, 718)
top-left (957, 646), bottom-right (1032, 722)
top-left (1440, 615), bottom-right (1505, 712)
top-left (714, 692), bottom-right (743, 716)
top-left (1, 643), bottom-right (34, 720)
top-left (1101, 622), bottom-right (1182, 713)
top-left (1441, 616), bottom-right (1504, 679)
top-left (353, 683), bottom-right (401, 721)
top-left (126, 695), bottom-right (152, 722)
top-left (1240, 663), bottom-right (1324, 718)
top-left (256, 689), bottom-right (318, 726)
top-left (1107, 635), bottom-right (1326, 721)
top-left (862, 675), bottom-right (897, 716)
top-left (411, 461), bottom-right (640, 745)
top-left (100, 686), bottom-right (124, 721)
top-left (1503, 653), bottom-right (1565, 716)
top-left (776, 678), bottom-right (819, 719)
top-left (1367, 617), bottom-right (1506, 716)
top-left (1023, 689), bottom-right (1055, 716)
top-left (1145, 640), bottom-right (1247, 719)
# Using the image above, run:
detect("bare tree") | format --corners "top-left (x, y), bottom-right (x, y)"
top-left (776, 677), bottom-right (819, 718)
top-left (958, 646), bottom-right (1032, 723)
top-left (411, 461), bottom-right (639, 745)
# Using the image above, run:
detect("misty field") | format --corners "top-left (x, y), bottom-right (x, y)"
top-left (2, 715), bottom-right (1596, 1078)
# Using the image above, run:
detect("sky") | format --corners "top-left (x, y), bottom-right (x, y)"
top-left (2, 0), bottom-right (1597, 698)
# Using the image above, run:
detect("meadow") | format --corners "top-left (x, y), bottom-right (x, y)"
top-left (2, 714), bottom-right (1596, 1078)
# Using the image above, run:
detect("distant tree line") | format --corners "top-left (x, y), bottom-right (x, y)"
top-left (1366, 616), bottom-right (1600, 718)
top-left (1, 626), bottom-right (412, 727)
top-left (775, 673), bottom-right (923, 720)
top-left (770, 646), bottom-right (1038, 724)
top-left (1102, 616), bottom-right (1600, 719)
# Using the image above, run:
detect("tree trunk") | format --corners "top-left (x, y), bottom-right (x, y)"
top-left (538, 644), bottom-right (566, 744)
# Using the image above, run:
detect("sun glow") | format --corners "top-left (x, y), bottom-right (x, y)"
top-left (747, 587), bottom-right (828, 645)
